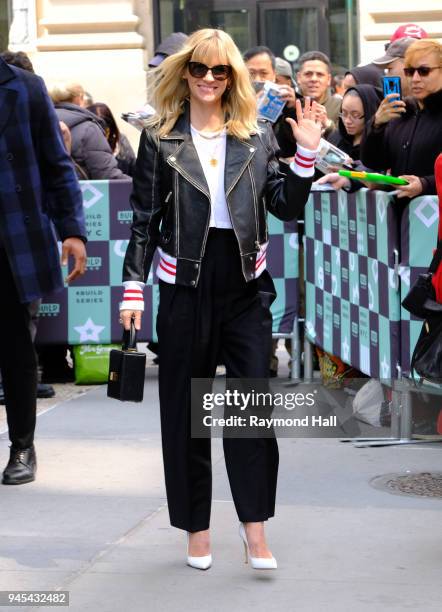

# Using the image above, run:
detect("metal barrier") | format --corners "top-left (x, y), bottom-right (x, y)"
top-left (303, 189), bottom-right (441, 447)
top-left (36, 180), bottom-right (300, 364)
top-left (304, 188), bottom-right (401, 379)
top-left (35, 180), bottom-right (441, 443)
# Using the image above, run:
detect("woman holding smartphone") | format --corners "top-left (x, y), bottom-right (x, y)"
top-left (119, 28), bottom-right (320, 570)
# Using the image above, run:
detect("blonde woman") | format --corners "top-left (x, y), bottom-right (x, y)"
top-left (119, 28), bottom-right (321, 570)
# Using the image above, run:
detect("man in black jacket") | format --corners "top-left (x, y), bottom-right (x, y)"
top-left (361, 39), bottom-right (442, 204)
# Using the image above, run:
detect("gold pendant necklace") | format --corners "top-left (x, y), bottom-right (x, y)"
top-left (192, 125), bottom-right (224, 168)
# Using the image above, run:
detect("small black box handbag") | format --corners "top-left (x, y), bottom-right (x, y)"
top-left (107, 322), bottom-right (146, 402)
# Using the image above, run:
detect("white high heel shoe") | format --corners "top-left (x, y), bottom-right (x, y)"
top-left (239, 523), bottom-right (277, 570)
top-left (186, 533), bottom-right (212, 570)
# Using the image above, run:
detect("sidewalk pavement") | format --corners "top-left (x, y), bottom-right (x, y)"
top-left (1, 358), bottom-right (442, 612)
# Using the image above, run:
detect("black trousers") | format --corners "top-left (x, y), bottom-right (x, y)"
top-left (156, 229), bottom-right (279, 532)
top-left (0, 249), bottom-right (37, 449)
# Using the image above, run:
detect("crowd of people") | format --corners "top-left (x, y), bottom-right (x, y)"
top-left (0, 21), bottom-right (441, 571)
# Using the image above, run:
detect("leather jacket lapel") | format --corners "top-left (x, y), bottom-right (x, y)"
top-left (162, 101), bottom-right (257, 200)
top-left (167, 137), bottom-right (210, 199)
top-left (225, 135), bottom-right (256, 197)
top-left (163, 104), bottom-right (210, 199)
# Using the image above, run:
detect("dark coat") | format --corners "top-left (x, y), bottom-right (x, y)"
top-left (123, 103), bottom-right (313, 288)
top-left (55, 102), bottom-right (130, 180)
top-left (361, 88), bottom-right (442, 195)
top-left (0, 58), bottom-right (86, 303)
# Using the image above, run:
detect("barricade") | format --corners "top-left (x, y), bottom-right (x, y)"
top-left (304, 189), bottom-right (401, 379)
top-left (399, 195), bottom-right (439, 374)
top-left (35, 179), bottom-right (441, 436)
top-left (36, 180), bottom-right (300, 361)
top-left (304, 189), bottom-right (441, 447)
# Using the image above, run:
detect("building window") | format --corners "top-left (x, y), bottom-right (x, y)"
top-left (0, 0), bottom-right (12, 51)
top-left (329, 0), bottom-right (358, 70)
top-left (156, 0), bottom-right (358, 68)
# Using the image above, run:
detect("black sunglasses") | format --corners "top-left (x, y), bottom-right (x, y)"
top-left (188, 62), bottom-right (232, 81)
top-left (403, 66), bottom-right (441, 77)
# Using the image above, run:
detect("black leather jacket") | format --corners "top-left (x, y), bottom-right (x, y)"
top-left (123, 104), bottom-right (313, 287)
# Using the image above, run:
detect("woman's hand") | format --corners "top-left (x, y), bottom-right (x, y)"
top-left (316, 172), bottom-right (350, 190)
top-left (285, 97), bottom-right (321, 151)
top-left (120, 309), bottom-right (142, 331)
top-left (396, 175), bottom-right (423, 199)
top-left (373, 94), bottom-right (406, 127)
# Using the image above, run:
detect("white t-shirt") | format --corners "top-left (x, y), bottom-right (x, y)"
top-left (190, 125), bottom-right (232, 229)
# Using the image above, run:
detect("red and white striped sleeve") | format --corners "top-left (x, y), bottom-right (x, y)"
top-left (290, 144), bottom-right (318, 178)
top-left (120, 280), bottom-right (145, 312)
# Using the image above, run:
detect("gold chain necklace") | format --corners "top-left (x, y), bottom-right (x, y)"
top-left (191, 126), bottom-right (225, 168)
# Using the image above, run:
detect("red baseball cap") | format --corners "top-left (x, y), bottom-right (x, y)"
top-left (390, 24), bottom-right (428, 42)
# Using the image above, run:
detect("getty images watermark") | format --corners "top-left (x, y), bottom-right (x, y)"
top-left (190, 378), bottom-right (395, 438)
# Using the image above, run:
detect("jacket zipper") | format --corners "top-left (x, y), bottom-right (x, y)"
top-left (248, 165), bottom-right (260, 249)
top-left (174, 171), bottom-right (179, 257)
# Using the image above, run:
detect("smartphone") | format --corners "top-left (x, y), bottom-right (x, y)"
top-left (382, 75), bottom-right (402, 100)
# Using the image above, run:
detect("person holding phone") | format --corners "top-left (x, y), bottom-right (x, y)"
top-left (119, 28), bottom-right (321, 570)
top-left (361, 39), bottom-right (442, 203)
top-left (372, 37), bottom-right (417, 98)
top-left (317, 84), bottom-right (382, 191)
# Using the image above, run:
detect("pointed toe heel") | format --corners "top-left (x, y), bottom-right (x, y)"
top-left (186, 533), bottom-right (212, 570)
top-left (239, 523), bottom-right (277, 570)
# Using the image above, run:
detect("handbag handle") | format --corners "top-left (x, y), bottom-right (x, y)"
top-left (122, 319), bottom-right (137, 351)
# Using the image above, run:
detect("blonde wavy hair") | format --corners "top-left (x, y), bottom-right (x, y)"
top-left (145, 28), bottom-right (258, 139)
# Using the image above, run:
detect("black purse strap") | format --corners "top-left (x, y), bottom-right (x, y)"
top-left (122, 320), bottom-right (137, 351)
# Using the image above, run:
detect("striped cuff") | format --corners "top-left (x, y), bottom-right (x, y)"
top-left (290, 144), bottom-right (318, 178)
top-left (120, 280), bottom-right (145, 311)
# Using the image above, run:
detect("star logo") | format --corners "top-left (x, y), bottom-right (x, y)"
top-left (342, 336), bottom-right (350, 361)
top-left (74, 318), bottom-right (105, 342)
top-left (380, 354), bottom-right (390, 379)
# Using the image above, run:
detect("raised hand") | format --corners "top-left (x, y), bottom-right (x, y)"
top-left (285, 97), bottom-right (321, 152)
